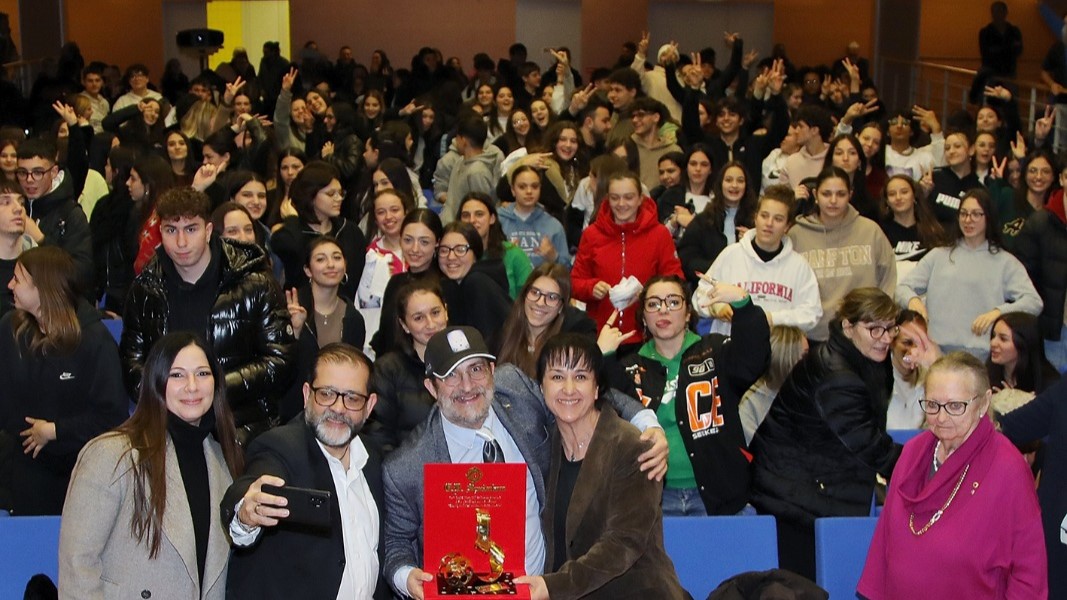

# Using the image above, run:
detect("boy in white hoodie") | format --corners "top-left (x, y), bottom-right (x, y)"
top-left (695, 185), bottom-right (822, 335)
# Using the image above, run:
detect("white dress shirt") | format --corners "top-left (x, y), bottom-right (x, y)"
top-left (230, 436), bottom-right (380, 600)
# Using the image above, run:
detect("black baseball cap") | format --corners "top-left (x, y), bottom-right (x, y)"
top-left (424, 327), bottom-right (495, 378)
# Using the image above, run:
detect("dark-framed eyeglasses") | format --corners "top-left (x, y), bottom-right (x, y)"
top-left (918, 395), bottom-right (978, 416)
top-left (438, 244), bottom-right (471, 258)
top-left (311, 386), bottom-right (370, 411)
top-left (526, 286), bottom-right (562, 307)
top-left (644, 294), bottom-right (686, 313)
top-left (15, 167), bottom-right (53, 181)
top-left (862, 324), bottom-right (900, 339)
top-left (438, 361), bottom-right (491, 386)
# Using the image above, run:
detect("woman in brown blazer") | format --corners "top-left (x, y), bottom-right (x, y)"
top-left (515, 334), bottom-right (686, 599)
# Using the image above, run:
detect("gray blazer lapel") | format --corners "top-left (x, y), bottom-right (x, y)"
top-left (202, 439), bottom-right (232, 595)
top-left (161, 441), bottom-right (201, 590)
top-left (496, 403), bottom-right (547, 507)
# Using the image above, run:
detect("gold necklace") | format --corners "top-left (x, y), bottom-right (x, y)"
top-left (908, 463), bottom-right (969, 536)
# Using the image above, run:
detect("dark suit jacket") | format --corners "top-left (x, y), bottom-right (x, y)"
top-left (542, 409), bottom-right (686, 600)
top-left (222, 415), bottom-right (390, 599)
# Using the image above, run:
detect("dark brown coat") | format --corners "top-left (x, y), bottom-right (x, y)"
top-left (542, 409), bottom-right (687, 599)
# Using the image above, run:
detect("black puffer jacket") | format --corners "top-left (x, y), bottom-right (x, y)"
top-left (749, 320), bottom-right (900, 526)
top-left (121, 237), bottom-right (296, 429)
top-left (1015, 196), bottom-right (1067, 341)
top-left (366, 348), bottom-right (434, 453)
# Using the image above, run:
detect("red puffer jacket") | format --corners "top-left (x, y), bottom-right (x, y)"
top-left (571, 196), bottom-right (683, 335)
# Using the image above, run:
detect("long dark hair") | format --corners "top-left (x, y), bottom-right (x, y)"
top-left (393, 279), bottom-right (447, 357)
top-left (880, 174), bottom-right (948, 249)
top-left (290, 160), bottom-right (340, 226)
top-left (132, 154), bottom-right (176, 227)
top-left (823, 134), bottom-right (870, 211)
top-left (11, 247), bottom-right (81, 355)
top-left (459, 192), bottom-right (506, 260)
top-left (163, 129), bottom-right (198, 178)
top-left (498, 264), bottom-right (573, 377)
top-left (987, 312), bottom-right (1056, 393)
top-left (681, 144), bottom-right (714, 196)
top-left (947, 187), bottom-right (1001, 253)
top-left (1014, 149), bottom-right (1058, 218)
top-left (697, 160), bottom-right (756, 239)
top-left (114, 332), bottom-right (243, 558)
top-left (367, 187), bottom-right (414, 241)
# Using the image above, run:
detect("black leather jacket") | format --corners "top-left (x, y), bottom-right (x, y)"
top-left (121, 237), bottom-right (296, 429)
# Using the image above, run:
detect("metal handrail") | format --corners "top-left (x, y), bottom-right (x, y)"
top-left (2, 58), bottom-right (45, 98)
top-left (876, 56), bottom-right (1054, 133)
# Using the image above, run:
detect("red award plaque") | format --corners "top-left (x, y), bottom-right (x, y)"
top-left (423, 463), bottom-right (531, 599)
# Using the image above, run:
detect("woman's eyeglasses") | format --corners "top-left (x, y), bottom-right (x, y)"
top-left (644, 295), bottom-right (686, 313)
top-left (527, 286), bottom-right (562, 307)
top-left (438, 244), bottom-right (471, 258)
top-left (918, 395), bottom-right (977, 416)
top-left (861, 324), bottom-right (900, 338)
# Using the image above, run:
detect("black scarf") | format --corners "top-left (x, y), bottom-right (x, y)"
top-left (167, 409), bottom-right (216, 588)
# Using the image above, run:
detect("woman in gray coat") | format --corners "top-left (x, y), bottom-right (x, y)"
top-left (58, 332), bottom-right (244, 600)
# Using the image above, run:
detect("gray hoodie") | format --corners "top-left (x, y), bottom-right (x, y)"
top-left (436, 141), bottom-right (504, 224)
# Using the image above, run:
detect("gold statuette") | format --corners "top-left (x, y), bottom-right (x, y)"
top-left (474, 509), bottom-right (505, 583)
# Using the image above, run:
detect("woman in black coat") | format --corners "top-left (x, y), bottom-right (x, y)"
top-left (367, 279), bottom-right (448, 452)
top-left (436, 221), bottom-right (511, 348)
top-left (271, 161), bottom-right (366, 299)
top-left (0, 247), bottom-right (127, 515)
top-left (749, 287), bottom-right (902, 580)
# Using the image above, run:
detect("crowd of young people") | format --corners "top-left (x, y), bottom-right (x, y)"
top-left (0, 16), bottom-right (1063, 597)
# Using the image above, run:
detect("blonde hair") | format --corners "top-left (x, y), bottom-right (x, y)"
top-left (180, 99), bottom-right (218, 141)
top-left (765, 325), bottom-right (807, 389)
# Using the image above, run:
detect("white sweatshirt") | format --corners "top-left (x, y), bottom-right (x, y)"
top-left (694, 229), bottom-right (823, 335)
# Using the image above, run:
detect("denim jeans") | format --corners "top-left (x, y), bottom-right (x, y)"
top-left (661, 488), bottom-right (758, 516)
top-left (662, 488), bottom-right (708, 517)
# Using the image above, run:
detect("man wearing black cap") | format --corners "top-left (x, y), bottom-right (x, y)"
top-left (382, 326), bottom-right (667, 599)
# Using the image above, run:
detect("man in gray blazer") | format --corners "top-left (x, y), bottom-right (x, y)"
top-left (383, 326), bottom-right (667, 599)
